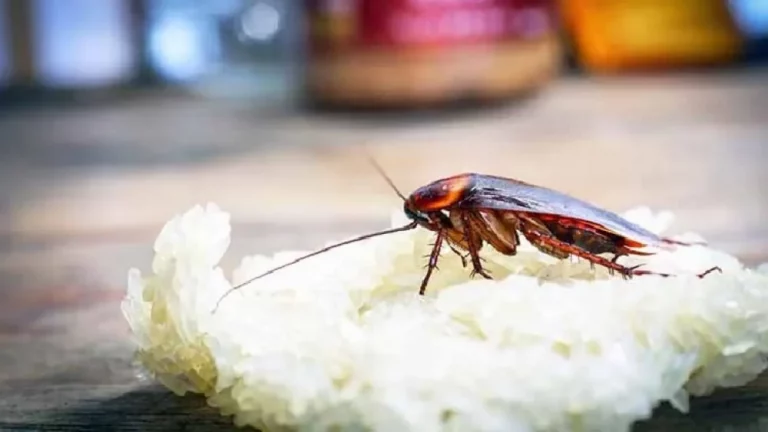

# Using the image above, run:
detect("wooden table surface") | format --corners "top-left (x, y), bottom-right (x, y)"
top-left (1, 67), bottom-right (767, 431)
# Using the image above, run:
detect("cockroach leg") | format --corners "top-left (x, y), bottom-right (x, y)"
top-left (697, 266), bottom-right (722, 278)
top-left (443, 228), bottom-right (478, 267)
top-left (517, 214), bottom-right (570, 260)
top-left (520, 228), bottom-right (719, 280)
top-left (521, 229), bottom-right (649, 277)
top-left (460, 212), bottom-right (492, 280)
top-left (613, 247), bottom-right (655, 261)
top-left (662, 238), bottom-right (708, 247)
top-left (631, 265), bottom-right (723, 279)
top-left (447, 242), bottom-right (469, 268)
top-left (419, 230), bottom-right (445, 295)
top-left (423, 240), bottom-right (442, 260)
top-left (469, 267), bottom-right (493, 280)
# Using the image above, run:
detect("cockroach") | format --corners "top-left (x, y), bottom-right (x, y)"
top-left (212, 160), bottom-right (720, 312)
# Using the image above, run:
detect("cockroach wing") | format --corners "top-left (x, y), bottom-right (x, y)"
top-left (458, 175), bottom-right (673, 249)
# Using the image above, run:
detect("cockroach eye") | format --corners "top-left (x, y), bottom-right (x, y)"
top-left (403, 203), bottom-right (430, 225)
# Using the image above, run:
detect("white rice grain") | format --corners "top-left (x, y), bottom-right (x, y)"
top-left (121, 203), bottom-right (768, 432)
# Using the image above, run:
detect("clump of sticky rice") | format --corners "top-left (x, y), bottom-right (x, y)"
top-left (121, 203), bottom-right (768, 432)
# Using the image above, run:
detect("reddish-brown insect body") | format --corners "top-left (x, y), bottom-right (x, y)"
top-left (212, 167), bottom-right (720, 312)
top-left (402, 173), bottom-right (720, 295)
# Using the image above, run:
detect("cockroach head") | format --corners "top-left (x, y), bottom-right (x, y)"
top-left (403, 201), bottom-right (431, 226)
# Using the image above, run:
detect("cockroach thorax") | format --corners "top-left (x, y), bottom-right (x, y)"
top-left (409, 174), bottom-right (473, 212)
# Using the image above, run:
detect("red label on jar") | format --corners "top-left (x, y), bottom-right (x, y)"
top-left (308, 0), bottom-right (555, 51)
top-left (360, 0), bottom-right (554, 47)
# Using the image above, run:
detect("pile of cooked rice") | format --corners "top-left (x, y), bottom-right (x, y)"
top-left (121, 203), bottom-right (768, 432)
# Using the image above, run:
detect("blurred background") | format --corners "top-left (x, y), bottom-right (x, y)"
top-left (1, 0), bottom-right (768, 316)
top-left (1, 0), bottom-right (768, 429)
top-left (1, 0), bottom-right (767, 289)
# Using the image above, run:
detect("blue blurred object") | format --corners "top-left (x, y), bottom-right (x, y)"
top-left (147, 7), bottom-right (220, 82)
top-left (0, 0), bottom-right (9, 87)
top-left (729, 0), bottom-right (768, 61)
top-left (145, 0), bottom-right (226, 83)
top-left (145, 0), bottom-right (302, 104)
top-left (31, 0), bottom-right (137, 88)
top-left (730, 0), bottom-right (768, 37)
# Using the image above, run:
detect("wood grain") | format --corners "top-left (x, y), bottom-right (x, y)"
top-left (1, 67), bottom-right (767, 431)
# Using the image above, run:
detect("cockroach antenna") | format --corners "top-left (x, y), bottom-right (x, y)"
top-left (363, 151), bottom-right (408, 202)
top-left (210, 222), bottom-right (417, 314)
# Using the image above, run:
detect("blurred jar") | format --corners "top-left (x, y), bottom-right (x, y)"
top-left (145, 0), bottom-right (302, 104)
top-left (304, 0), bottom-right (563, 110)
